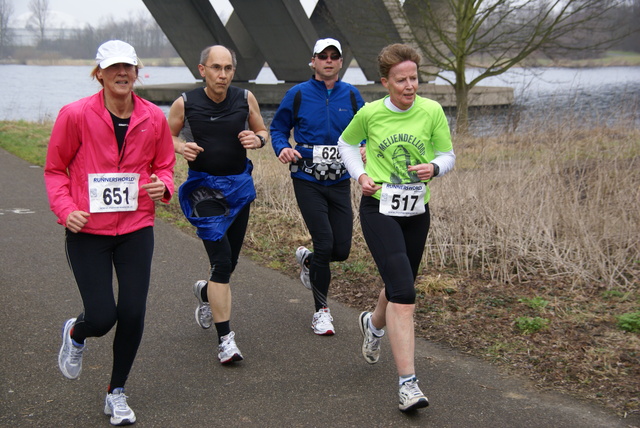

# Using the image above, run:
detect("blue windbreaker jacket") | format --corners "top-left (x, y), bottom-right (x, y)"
top-left (270, 77), bottom-right (364, 185)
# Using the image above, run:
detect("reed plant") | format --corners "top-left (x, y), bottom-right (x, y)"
top-left (436, 124), bottom-right (639, 290)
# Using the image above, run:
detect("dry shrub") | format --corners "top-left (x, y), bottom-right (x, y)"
top-left (426, 122), bottom-right (640, 290)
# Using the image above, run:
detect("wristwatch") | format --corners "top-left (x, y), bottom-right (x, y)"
top-left (257, 134), bottom-right (266, 148)
top-left (430, 163), bottom-right (439, 177)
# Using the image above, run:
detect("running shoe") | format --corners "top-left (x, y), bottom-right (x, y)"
top-left (295, 246), bottom-right (312, 290)
top-left (193, 280), bottom-right (212, 329)
top-left (58, 318), bottom-right (85, 379)
top-left (218, 331), bottom-right (243, 364)
top-left (398, 377), bottom-right (429, 412)
top-left (358, 311), bottom-right (384, 364)
top-left (312, 308), bottom-right (335, 335)
top-left (104, 387), bottom-right (136, 426)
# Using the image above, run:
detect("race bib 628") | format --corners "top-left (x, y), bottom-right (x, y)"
top-left (312, 145), bottom-right (342, 164)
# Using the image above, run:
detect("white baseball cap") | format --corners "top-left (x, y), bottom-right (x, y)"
top-left (312, 38), bottom-right (342, 56)
top-left (95, 40), bottom-right (142, 69)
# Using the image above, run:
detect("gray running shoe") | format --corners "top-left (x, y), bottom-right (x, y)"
top-left (398, 377), bottom-right (429, 412)
top-left (295, 246), bottom-right (312, 290)
top-left (359, 311), bottom-right (384, 364)
top-left (58, 318), bottom-right (85, 379)
top-left (218, 331), bottom-right (243, 364)
top-left (193, 280), bottom-right (212, 329)
top-left (104, 387), bottom-right (136, 426)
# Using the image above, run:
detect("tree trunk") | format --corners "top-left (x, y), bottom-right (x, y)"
top-left (454, 73), bottom-right (470, 135)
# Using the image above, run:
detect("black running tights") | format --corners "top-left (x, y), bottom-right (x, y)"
top-left (293, 178), bottom-right (352, 311)
top-left (65, 226), bottom-right (154, 390)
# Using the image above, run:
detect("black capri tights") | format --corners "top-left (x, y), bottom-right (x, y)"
top-left (200, 203), bottom-right (251, 284)
top-left (359, 196), bottom-right (430, 304)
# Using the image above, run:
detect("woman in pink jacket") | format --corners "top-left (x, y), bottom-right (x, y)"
top-left (44, 40), bottom-right (175, 426)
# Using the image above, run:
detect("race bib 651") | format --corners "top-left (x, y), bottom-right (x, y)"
top-left (88, 173), bottom-right (140, 213)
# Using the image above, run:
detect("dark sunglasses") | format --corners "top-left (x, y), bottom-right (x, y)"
top-left (316, 52), bottom-right (341, 60)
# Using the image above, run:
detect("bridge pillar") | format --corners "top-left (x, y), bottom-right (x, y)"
top-left (143, 0), bottom-right (412, 83)
top-left (136, 0), bottom-right (513, 108)
top-left (141, 0), bottom-right (265, 81)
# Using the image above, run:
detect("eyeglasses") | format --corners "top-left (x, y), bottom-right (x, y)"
top-left (315, 53), bottom-right (341, 61)
top-left (203, 64), bottom-right (235, 73)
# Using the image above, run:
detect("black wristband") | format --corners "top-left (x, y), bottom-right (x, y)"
top-left (431, 163), bottom-right (439, 177)
top-left (257, 134), bottom-right (266, 148)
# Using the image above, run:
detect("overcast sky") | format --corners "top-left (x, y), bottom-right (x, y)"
top-left (12, 0), bottom-right (150, 26)
top-left (11, 0), bottom-right (316, 27)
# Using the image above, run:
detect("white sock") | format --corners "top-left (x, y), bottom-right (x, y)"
top-left (368, 318), bottom-right (384, 337)
top-left (399, 374), bottom-right (416, 386)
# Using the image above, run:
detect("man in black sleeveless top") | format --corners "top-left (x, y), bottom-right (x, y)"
top-left (168, 45), bottom-right (268, 365)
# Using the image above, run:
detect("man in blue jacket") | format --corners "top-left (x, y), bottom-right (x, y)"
top-left (270, 38), bottom-right (364, 335)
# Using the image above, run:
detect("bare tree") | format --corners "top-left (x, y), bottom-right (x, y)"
top-left (95, 11), bottom-right (174, 59)
top-left (397, 0), bottom-right (631, 134)
top-left (0, 0), bottom-right (13, 57)
top-left (28, 0), bottom-right (50, 45)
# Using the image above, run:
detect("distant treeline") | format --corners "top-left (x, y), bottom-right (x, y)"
top-left (3, 15), bottom-right (178, 62)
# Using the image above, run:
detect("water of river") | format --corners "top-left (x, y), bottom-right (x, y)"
top-left (1, 64), bottom-right (638, 134)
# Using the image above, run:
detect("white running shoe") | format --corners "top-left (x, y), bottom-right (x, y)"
top-left (398, 377), bottom-right (429, 412)
top-left (58, 318), bottom-right (85, 379)
top-left (295, 246), bottom-right (312, 290)
top-left (104, 387), bottom-right (136, 426)
top-left (193, 280), bottom-right (212, 329)
top-left (218, 331), bottom-right (243, 364)
top-left (312, 308), bottom-right (335, 335)
top-left (358, 311), bottom-right (384, 364)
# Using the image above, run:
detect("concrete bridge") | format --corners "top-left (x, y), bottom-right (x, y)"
top-left (136, 0), bottom-right (513, 108)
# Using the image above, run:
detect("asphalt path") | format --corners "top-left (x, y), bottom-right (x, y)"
top-left (1, 147), bottom-right (637, 428)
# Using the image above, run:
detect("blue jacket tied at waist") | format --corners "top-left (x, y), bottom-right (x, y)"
top-left (179, 160), bottom-right (256, 241)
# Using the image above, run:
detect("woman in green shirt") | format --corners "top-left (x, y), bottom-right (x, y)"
top-left (338, 43), bottom-right (455, 412)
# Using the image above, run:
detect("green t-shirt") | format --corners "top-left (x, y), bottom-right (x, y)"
top-left (341, 95), bottom-right (452, 202)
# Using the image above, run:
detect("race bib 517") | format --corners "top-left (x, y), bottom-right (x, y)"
top-left (379, 182), bottom-right (426, 217)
